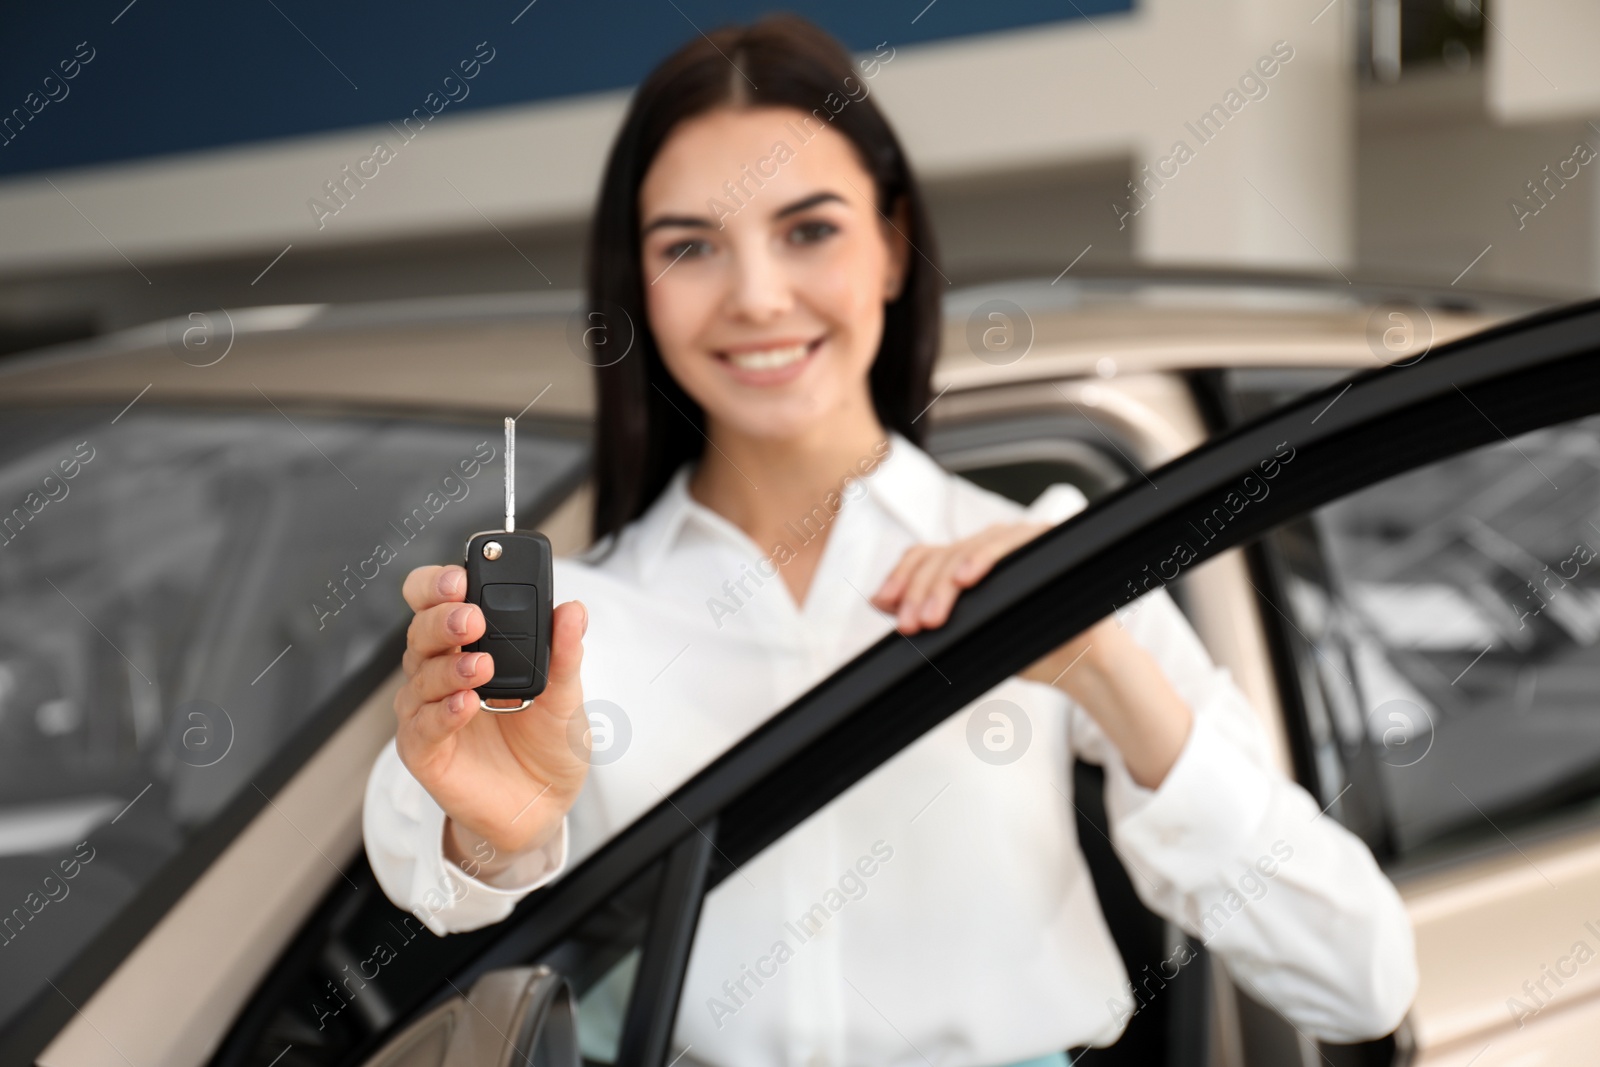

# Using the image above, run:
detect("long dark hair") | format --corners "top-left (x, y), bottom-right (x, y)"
top-left (584, 14), bottom-right (941, 547)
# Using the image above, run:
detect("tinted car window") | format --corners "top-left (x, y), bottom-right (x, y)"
top-left (1264, 412), bottom-right (1600, 863)
top-left (0, 404), bottom-right (585, 1038)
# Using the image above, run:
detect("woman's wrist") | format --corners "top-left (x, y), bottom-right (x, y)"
top-left (1053, 622), bottom-right (1194, 790)
top-left (443, 817), bottom-right (556, 882)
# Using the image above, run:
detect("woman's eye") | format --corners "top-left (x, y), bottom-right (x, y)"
top-left (664, 238), bottom-right (710, 260)
top-left (787, 220), bottom-right (838, 246)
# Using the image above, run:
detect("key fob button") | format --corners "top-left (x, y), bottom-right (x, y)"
top-left (477, 584), bottom-right (540, 689)
top-left (481, 638), bottom-right (535, 687)
top-left (480, 583), bottom-right (540, 640)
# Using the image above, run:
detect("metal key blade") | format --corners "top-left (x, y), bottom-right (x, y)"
top-left (504, 416), bottom-right (516, 533)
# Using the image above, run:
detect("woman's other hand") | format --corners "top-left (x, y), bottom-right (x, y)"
top-left (870, 521), bottom-right (1051, 634)
top-left (395, 564), bottom-right (590, 868)
top-left (871, 523), bottom-right (1192, 789)
top-left (1021, 616), bottom-right (1193, 789)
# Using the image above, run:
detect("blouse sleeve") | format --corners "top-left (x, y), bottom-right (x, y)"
top-left (362, 737), bottom-right (568, 936)
top-left (1070, 588), bottom-right (1417, 1041)
top-left (1023, 482), bottom-right (1417, 1041)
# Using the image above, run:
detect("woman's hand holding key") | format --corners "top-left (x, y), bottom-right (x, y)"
top-left (396, 564), bottom-right (590, 874)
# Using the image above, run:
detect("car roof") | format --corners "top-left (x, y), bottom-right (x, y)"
top-left (0, 268), bottom-right (1553, 417)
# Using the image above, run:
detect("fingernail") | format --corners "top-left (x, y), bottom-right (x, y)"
top-left (449, 691), bottom-right (471, 715)
top-left (447, 605), bottom-right (473, 636)
top-left (580, 604), bottom-right (589, 637)
top-left (458, 652), bottom-right (484, 677)
top-left (440, 568), bottom-right (465, 597)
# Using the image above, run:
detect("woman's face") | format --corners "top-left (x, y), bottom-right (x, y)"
top-left (638, 106), bottom-right (909, 444)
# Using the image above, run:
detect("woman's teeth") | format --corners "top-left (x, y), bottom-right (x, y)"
top-left (726, 343), bottom-right (810, 370)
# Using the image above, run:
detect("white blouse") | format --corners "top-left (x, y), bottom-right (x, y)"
top-left (363, 431), bottom-right (1417, 1065)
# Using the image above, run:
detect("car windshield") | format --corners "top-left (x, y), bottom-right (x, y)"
top-left (0, 402), bottom-right (586, 1036)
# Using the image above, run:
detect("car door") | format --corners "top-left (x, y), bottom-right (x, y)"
top-left (212, 295), bottom-right (1600, 1067)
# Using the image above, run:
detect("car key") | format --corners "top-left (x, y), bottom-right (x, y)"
top-left (463, 416), bottom-right (553, 713)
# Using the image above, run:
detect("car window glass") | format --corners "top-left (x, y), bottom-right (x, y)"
top-left (0, 404), bottom-right (585, 1039)
top-left (1263, 411), bottom-right (1600, 865)
top-left (576, 947), bottom-right (638, 1062)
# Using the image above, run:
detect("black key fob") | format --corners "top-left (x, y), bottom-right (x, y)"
top-left (464, 529), bottom-right (552, 709)
top-left (463, 417), bottom-right (553, 712)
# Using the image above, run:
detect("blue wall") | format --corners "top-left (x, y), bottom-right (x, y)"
top-left (0, 0), bottom-right (1132, 179)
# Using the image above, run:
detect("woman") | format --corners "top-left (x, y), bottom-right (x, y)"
top-left (364, 15), bottom-right (1416, 1066)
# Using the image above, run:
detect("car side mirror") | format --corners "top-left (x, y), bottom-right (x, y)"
top-left (359, 964), bottom-right (579, 1067)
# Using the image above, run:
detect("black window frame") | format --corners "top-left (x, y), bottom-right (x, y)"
top-left (220, 295), bottom-right (1600, 1067)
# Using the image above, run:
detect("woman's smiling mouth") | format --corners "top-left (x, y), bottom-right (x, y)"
top-left (715, 336), bottom-right (825, 384)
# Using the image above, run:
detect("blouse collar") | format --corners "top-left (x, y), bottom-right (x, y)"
top-left (626, 431), bottom-right (949, 584)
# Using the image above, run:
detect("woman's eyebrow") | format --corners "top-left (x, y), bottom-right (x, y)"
top-left (773, 191), bottom-right (845, 218)
top-left (641, 213), bottom-right (713, 235)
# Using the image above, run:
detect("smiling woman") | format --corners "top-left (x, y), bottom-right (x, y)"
top-left (636, 106), bottom-right (912, 578)
top-left (365, 14), bottom-right (1418, 1067)
top-left (584, 16), bottom-right (940, 558)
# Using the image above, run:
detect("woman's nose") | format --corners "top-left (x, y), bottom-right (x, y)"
top-left (724, 241), bottom-right (793, 324)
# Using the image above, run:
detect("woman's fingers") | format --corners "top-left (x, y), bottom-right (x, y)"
top-left (403, 564), bottom-right (467, 613)
top-left (404, 601), bottom-right (485, 675)
top-left (869, 546), bottom-right (925, 609)
top-left (401, 691), bottom-right (478, 762)
top-left (504, 601), bottom-right (589, 794)
top-left (395, 650), bottom-right (494, 771)
top-left (535, 601), bottom-right (587, 709)
top-left (952, 523), bottom-right (1047, 587)
top-left (895, 549), bottom-right (952, 632)
top-left (917, 548), bottom-right (978, 628)
top-left (405, 648), bottom-right (496, 712)
top-left (880, 524), bottom-right (1053, 633)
